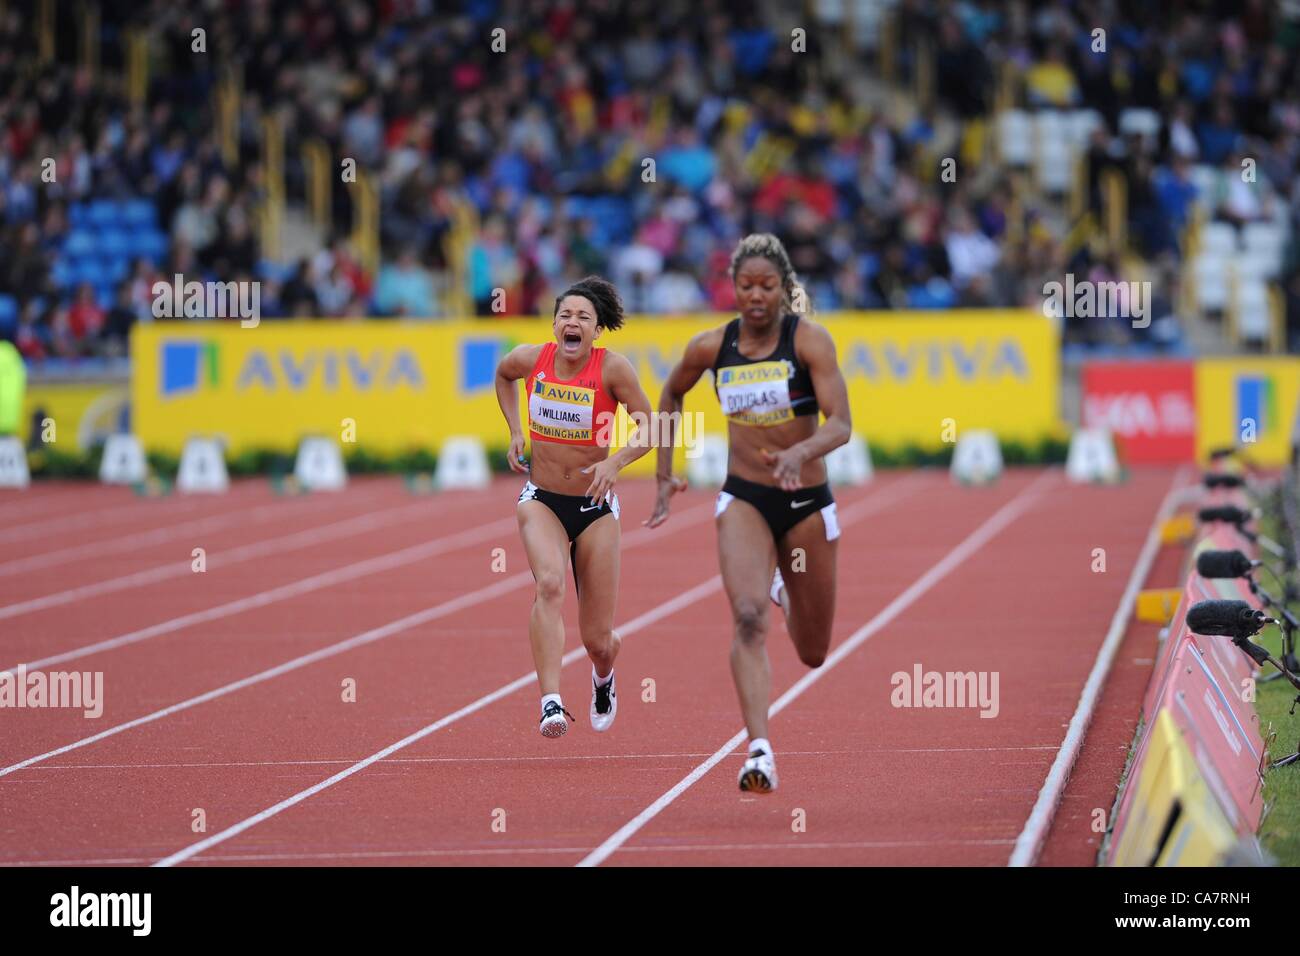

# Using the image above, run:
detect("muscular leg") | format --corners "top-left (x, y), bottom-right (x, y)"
top-left (573, 513), bottom-right (622, 678)
top-left (517, 500), bottom-right (571, 695)
top-left (776, 510), bottom-right (838, 668)
top-left (718, 499), bottom-right (778, 743)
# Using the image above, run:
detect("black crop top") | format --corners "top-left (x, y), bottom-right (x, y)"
top-left (711, 313), bottom-right (821, 427)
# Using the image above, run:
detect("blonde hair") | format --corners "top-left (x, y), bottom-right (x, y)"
top-left (728, 233), bottom-right (811, 315)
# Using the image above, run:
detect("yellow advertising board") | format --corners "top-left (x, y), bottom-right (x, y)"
top-left (1107, 710), bottom-right (1239, 867)
top-left (22, 380), bottom-right (130, 450)
top-left (131, 311), bottom-right (1061, 474)
top-left (1194, 357), bottom-right (1300, 466)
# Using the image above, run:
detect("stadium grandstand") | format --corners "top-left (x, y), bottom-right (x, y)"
top-left (2, 0), bottom-right (1297, 359)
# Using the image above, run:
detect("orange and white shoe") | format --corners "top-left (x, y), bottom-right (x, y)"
top-left (738, 746), bottom-right (778, 793)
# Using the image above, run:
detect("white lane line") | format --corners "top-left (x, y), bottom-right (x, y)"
top-left (0, 495), bottom-right (453, 621)
top-left (0, 498), bottom-right (727, 778)
top-left (4, 512), bottom-right (517, 673)
top-left (576, 469), bottom-right (1058, 868)
top-left (148, 477), bottom-right (923, 868)
top-left (0, 484), bottom-right (249, 545)
top-left (0, 484), bottom-right (390, 577)
top-left (6, 838), bottom-right (1017, 867)
top-left (1007, 467), bottom-right (1192, 867)
top-left (30, 744), bottom-right (1061, 772)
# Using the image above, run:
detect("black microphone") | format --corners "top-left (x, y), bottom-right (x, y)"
top-left (1196, 549), bottom-right (1258, 579)
top-left (1198, 505), bottom-right (1254, 525)
top-left (1186, 599), bottom-right (1270, 638)
top-left (1203, 473), bottom-right (1245, 489)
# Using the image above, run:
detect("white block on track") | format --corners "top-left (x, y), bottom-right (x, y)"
top-left (177, 437), bottom-right (229, 493)
top-left (826, 433), bottom-right (873, 486)
top-left (99, 433), bottom-right (147, 485)
top-left (950, 431), bottom-right (1003, 485)
top-left (1066, 428), bottom-right (1120, 483)
top-left (294, 437), bottom-right (347, 491)
top-left (435, 436), bottom-right (491, 490)
top-left (0, 436), bottom-right (29, 488)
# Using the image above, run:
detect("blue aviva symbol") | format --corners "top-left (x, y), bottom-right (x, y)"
top-left (160, 340), bottom-right (219, 397)
top-left (460, 336), bottom-right (516, 394)
top-left (1236, 374), bottom-right (1277, 438)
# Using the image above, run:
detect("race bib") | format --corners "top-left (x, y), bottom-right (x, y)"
top-left (717, 361), bottom-right (794, 426)
top-left (530, 379), bottom-right (596, 441)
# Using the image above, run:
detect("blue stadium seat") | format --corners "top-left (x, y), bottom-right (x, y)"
top-left (98, 227), bottom-right (131, 256)
top-left (0, 294), bottom-right (17, 335)
top-left (129, 229), bottom-right (169, 263)
top-left (68, 203), bottom-right (90, 227)
top-left (74, 259), bottom-right (109, 287)
top-left (87, 200), bottom-right (121, 228)
top-left (50, 259), bottom-right (78, 290)
top-left (120, 199), bottom-right (157, 228)
top-left (256, 259), bottom-right (297, 282)
top-left (63, 229), bottom-right (98, 259)
top-left (95, 285), bottom-right (117, 309)
top-left (104, 256), bottom-right (131, 283)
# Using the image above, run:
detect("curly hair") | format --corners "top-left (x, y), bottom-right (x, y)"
top-left (553, 275), bottom-right (626, 331)
top-left (728, 233), bottom-right (810, 314)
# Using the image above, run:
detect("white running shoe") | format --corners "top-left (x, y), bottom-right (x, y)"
top-left (738, 746), bottom-right (778, 793)
top-left (590, 670), bottom-right (617, 732)
top-left (770, 567), bottom-right (785, 608)
top-left (539, 699), bottom-right (573, 738)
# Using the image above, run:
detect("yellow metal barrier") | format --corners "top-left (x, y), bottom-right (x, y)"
top-left (303, 139), bottom-right (332, 236)
top-left (79, 1), bottom-right (99, 78)
top-left (126, 28), bottom-right (148, 106)
top-left (1108, 710), bottom-right (1238, 866)
top-left (349, 170), bottom-right (380, 278)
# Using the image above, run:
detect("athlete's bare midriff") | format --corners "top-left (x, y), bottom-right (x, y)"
top-left (527, 442), bottom-right (612, 497)
top-left (725, 415), bottom-right (826, 487)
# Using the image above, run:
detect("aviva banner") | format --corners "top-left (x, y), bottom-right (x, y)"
top-left (1194, 357), bottom-right (1300, 466)
top-left (132, 312), bottom-right (1060, 472)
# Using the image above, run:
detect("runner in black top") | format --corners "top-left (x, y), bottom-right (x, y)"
top-left (647, 233), bottom-right (852, 793)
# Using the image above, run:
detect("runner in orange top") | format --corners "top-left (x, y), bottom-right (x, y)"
top-left (494, 277), bottom-right (654, 738)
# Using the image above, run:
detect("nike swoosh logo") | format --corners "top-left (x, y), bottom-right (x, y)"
top-left (580, 504), bottom-right (603, 512)
top-left (791, 499), bottom-right (813, 509)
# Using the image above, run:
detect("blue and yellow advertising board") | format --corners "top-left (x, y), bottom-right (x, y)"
top-left (131, 311), bottom-right (1062, 474)
top-left (1193, 357), bottom-right (1300, 466)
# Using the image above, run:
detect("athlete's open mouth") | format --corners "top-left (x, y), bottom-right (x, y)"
top-left (562, 331), bottom-right (582, 347)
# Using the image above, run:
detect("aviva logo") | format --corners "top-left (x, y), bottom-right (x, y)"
top-left (161, 340), bottom-right (219, 397)
top-left (534, 380), bottom-right (594, 404)
top-left (1237, 374), bottom-right (1277, 437)
top-left (461, 336), bottom-right (518, 394)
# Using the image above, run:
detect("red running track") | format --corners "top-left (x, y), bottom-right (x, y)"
top-left (0, 467), bottom-right (1180, 866)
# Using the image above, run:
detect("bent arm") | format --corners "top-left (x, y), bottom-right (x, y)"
top-left (655, 328), bottom-right (722, 479)
top-left (603, 352), bottom-right (655, 471)
top-left (795, 323), bottom-right (851, 462)
top-left (494, 344), bottom-right (543, 440)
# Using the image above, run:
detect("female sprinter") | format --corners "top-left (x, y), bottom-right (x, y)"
top-left (647, 234), bottom-right (851, 792)
top-left (495, 276), bottom-right (654, 738)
